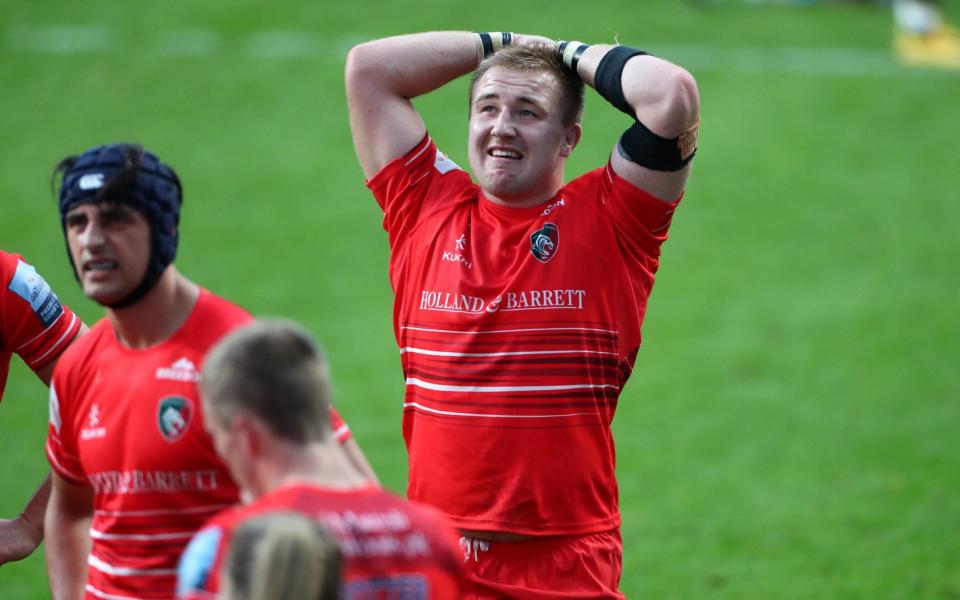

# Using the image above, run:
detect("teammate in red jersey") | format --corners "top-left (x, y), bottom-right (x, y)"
top-left (44, 144), bottom-right (373, 600)
top-left (0, 250), bottom-right (84, 564)
top-left (176, 320), bottom-right (466, 599)
top-left (346, 33), bottom-right (699, 597)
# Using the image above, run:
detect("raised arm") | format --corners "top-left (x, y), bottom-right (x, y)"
top-left (572, 43), bottom-right (700, 202)
top-left (345, 32), bottom-right (478, 179)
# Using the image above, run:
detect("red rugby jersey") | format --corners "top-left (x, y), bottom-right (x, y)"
top-left (368, 136), bottom-right (680, 535)
top-left (46, 290), bottom-right (353, 599)
top-left (177, 483), bottom-right (467, 599)
top-left (0, 250), bottom-right (81, 398)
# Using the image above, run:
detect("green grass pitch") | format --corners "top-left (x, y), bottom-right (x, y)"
top-left (2, 1), bottom-right (959, 597)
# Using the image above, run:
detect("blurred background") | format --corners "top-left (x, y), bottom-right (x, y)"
top-left (2, 1), bottom-right (958, 597)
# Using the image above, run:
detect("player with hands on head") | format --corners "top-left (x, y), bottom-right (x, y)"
top-left (346, 30), bottom-right (699, 598)
top-left (0, 249), bottom-right (85, 565)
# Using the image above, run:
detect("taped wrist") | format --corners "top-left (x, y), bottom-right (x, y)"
top-left (475, 32), bottom-right (513, 64)
top-left (557, 41), bottom-right (590, 75)
top-left (618, 118), bottom-right (699, 172)
top-left (594, 45), bottom-right (648, 117)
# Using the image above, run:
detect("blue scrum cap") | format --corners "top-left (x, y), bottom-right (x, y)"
top-left (57, 143), bottom-right (183, 309)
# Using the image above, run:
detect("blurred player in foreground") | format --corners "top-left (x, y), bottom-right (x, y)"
top-left (346, 31), bottom-right (699, 597)
top-left (176, 319), bottom-right (466, 599)
top-left (44, 144), bottom-right (371, 599)
top-left (0, 250), bottom-right (84, 564)
top-left (220, 512), bottom-right (342, 600)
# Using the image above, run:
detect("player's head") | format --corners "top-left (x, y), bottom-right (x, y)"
top-left (222, 512), bottom-right (343, 600)
top-left (201, 319), bottom-right (333, 452)
top-left (467, 45), bottom-right (584, 206)
top-left (54, 143), bottom-right (182, 309)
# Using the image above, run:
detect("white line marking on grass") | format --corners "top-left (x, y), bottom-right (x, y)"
top-left (153, 29), bottom-right (221, 58)
top-left (5, 24), bottom-right (957, 78)
top-left (7, 25), bottom-right (115, 54)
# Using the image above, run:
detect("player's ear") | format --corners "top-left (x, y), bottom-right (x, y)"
top-left (560, 123), bottom-right (582, 158)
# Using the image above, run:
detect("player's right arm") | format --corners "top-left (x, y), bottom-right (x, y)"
top-left (345, 31), bottom-right (481, 179)
top-left (45, 472), bottom-right (93, 600)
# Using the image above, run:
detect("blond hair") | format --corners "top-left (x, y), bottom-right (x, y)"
top-left (202, 319), bottom-right (333, 445)
top-left (223, 512), bottom-right (342, 600)
top-left (469, 44), bottom-right (585, 126)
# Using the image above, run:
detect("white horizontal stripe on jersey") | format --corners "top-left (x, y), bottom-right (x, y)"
top-left (400, 347), bottom-right (617, 358)
top-left (406, 377), bottom-right (618, 394)
top-left (88, 553), bottom-right (178, 576)
top-left (404, 402), bottom-right (601, 419)
top-left (90, 528), bottom-right (195, 542)
top-left (29, 313), bottom-right (78, 364)
top-left (85, 584), bottom-right (142, 600)
top-left (401, 325), bottom-right (619, 335)
top-left (332, 423), bottom-right (350, 439)
top-left (46, 440), bottom-right (88, 484)
top-left (404, 136), bottom-right (432, 166)
top-left (95, 503), bottom-right (234, 518)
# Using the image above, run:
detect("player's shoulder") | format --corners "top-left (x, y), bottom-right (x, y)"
top-left (55, 317), bottom-right (112, 372)
top-left (188, 289), bottom-right (252, 340)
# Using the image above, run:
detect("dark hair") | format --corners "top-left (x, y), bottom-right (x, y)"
top-left (201, 320), bottom-right (333, 445)
top-left (469, 45), bottom-right (585, 126)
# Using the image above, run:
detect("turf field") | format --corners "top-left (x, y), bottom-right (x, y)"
top-left (2, 1), bottom-right (959, 597)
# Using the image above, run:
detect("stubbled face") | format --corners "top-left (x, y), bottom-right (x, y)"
top-left (468, 67), bottom-right (581, 207)
top-left (64, 202), bottom-right (150, 306)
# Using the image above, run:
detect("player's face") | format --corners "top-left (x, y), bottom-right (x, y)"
top-left (468, 67), bottom-right (581, 208)
top-left (202, 401), bottom-right (252, 490)
top-left (64, 203), bottom-right (151, 306)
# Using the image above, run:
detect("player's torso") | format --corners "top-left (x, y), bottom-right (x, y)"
top-left (64, 307), bottom-right (244, 599)
top-left (391, 185), bottom-right (636, 534)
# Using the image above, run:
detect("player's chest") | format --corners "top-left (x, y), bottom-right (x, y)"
top-left (71, 349), bottom-right (207, 465)
top-left (405, 201), bottom-right (621, 316)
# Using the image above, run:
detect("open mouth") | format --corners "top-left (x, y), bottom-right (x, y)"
top-left (83, 259), bottom-right (117, 272)
top-left (488, 147), bottom-right (523, 160)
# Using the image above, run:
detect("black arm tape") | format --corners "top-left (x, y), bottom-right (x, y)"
top-left (479, 33), bottom-right (495, 57)
top-left (618, 119), bottom-right (696, 172)
top-left (594, 46), bottom-right (648, 117)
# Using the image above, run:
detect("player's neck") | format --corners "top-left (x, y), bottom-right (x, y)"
top-left (106, 268), bottom-right (200, 349)
top-left (269, 440), bottom-right (372, 494)
top-left (481, 171), bottom-right (565, 209)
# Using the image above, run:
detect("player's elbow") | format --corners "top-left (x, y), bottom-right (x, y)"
top-left (345, 42), bottom-right (389, 99)
top-left (636, 65), bottom-right (700, 139)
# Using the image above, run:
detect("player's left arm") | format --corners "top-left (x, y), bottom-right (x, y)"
top-left (572, 43), bottom-right (700, 202)
top-left (0, 317), bottom-right (85, 565)
top-left (0, 475), bottom-right (50, 564)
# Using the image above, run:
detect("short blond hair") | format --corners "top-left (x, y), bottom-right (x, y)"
top-left (224, 512), bottom-right (342, 600)
top-left (469, 45), bottom-right (585, 126)
top-left (201, 320), bottom-right (332, 445)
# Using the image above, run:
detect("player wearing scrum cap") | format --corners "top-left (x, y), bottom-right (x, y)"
top-left (346, 32), bottom-right (699, 597)
top-left (44, 144), bottom-right (372, 599)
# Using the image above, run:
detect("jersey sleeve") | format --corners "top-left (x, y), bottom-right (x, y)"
top-left (1, 254), bottom-right (82, 374)
top-left (366, 135), bottom-right (472, 255)
top-left (176, 523), bottom-right (227, 599)
top-left (328, 405), bottom-right (351, 443)
top-left (45, 375), bottom-right (88, 485)
top-left (594, 164), bottom-right (682, 289)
